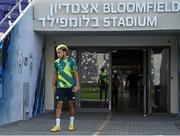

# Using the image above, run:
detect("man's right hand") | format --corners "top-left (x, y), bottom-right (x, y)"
top-left (52, 85), bottom-right (56, 92)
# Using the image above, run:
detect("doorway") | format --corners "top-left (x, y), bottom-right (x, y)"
top-left (111, 48), bottom-right (170, 115)
top-left (111, 49), bottom-right (143, 113)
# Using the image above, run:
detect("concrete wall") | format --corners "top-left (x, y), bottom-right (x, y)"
top-left (0, 7), bottom-right (44, 125)
top-left (170, 37), bottom-right (179, 114)
top-left (45, 35), bottom-right (179, 114)
top-left (179, 35), bottom-right (180, 114)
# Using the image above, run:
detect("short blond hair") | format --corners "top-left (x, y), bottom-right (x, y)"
top-left (56, 44), bottom-right (68, 52)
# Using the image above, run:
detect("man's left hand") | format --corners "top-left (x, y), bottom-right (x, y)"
top-left (73, 86), bottom-right (80, 93)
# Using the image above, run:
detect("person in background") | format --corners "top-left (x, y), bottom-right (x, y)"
top-left (112, 73), bottom-right (120, 111)
top-left (126, 68), bottom-right (140, 108)
top-left (98, 67), bottom-right (108, 103)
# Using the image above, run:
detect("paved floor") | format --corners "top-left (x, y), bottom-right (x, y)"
top-left (0, 111), bottom-right (180, 135)
top-left (0, 87), bottom-right (180, 135)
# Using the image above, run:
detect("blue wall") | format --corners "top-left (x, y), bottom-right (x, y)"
top-left (0, 7), bottom-right (45, 125)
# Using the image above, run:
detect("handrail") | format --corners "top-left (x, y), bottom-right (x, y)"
top-left (0, 0), bottom-right (34, 45)
top-left (0, 0), bottom-right (24, 26)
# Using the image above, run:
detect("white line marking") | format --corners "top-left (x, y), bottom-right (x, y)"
top-left (93, 113), bottom-right (112, 136)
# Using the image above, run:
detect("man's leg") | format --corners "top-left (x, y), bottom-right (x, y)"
top-left (100, 88), bottom-right (102, 102)
top-left (129, 88), bottom-right (133, 107)
top-left (134, 89), bottom-right (138, 108)
top-left (115, 90), bottom-right (118, 108)
top-left (67, 88), bottom-right (75, 131)
top-left (51, 89), bottom-right (65, 132)
top-left (68, 100), bottom-right (75, 124)
top-left (112, 91), bottom-right (114, 109)
top-left (68, 101), bottom-right (75, 116)
top-left (105, 89), bottom-right (108, 102)
top-left (56, 101), bottom-right (63, 126)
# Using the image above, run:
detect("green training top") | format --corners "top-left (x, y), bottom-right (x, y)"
top-left (54, 56), bottom-right (77, 88)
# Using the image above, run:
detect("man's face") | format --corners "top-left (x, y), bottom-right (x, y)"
top-left (57, 49), bottom-right (65, 59)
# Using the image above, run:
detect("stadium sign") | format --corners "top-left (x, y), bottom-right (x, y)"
top-left (34, 0), bottom-right (180, 31)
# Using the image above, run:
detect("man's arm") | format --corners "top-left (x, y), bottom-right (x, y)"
top-left (125, 76), bottom-right (129, 89)
top-left (98, 76), bottom-right (101, 87)
top-left (73, 70), bottom-right (80, 92)
top-left (52, 70), bottom-right (57, 92)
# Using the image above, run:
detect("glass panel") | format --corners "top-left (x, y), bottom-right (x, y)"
top-left (150, 48), bottom-right (168, 113)
top-left (80, 51), bottom-right (110, 109)
top-left (68, 49), bottom-right (77, 59)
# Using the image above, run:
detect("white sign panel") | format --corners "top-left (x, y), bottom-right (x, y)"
top-left (34, 0), bottom-right (180, 31)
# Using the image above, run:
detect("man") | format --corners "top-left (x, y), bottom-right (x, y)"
top-left (51, 44), bottom-right (80, 132)
top-left (112, 73), bottom-right (120, 111)
top-left (126, 68), bottom-right (140, 108)
top-left (98, 67), bottom-right (108, 102)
